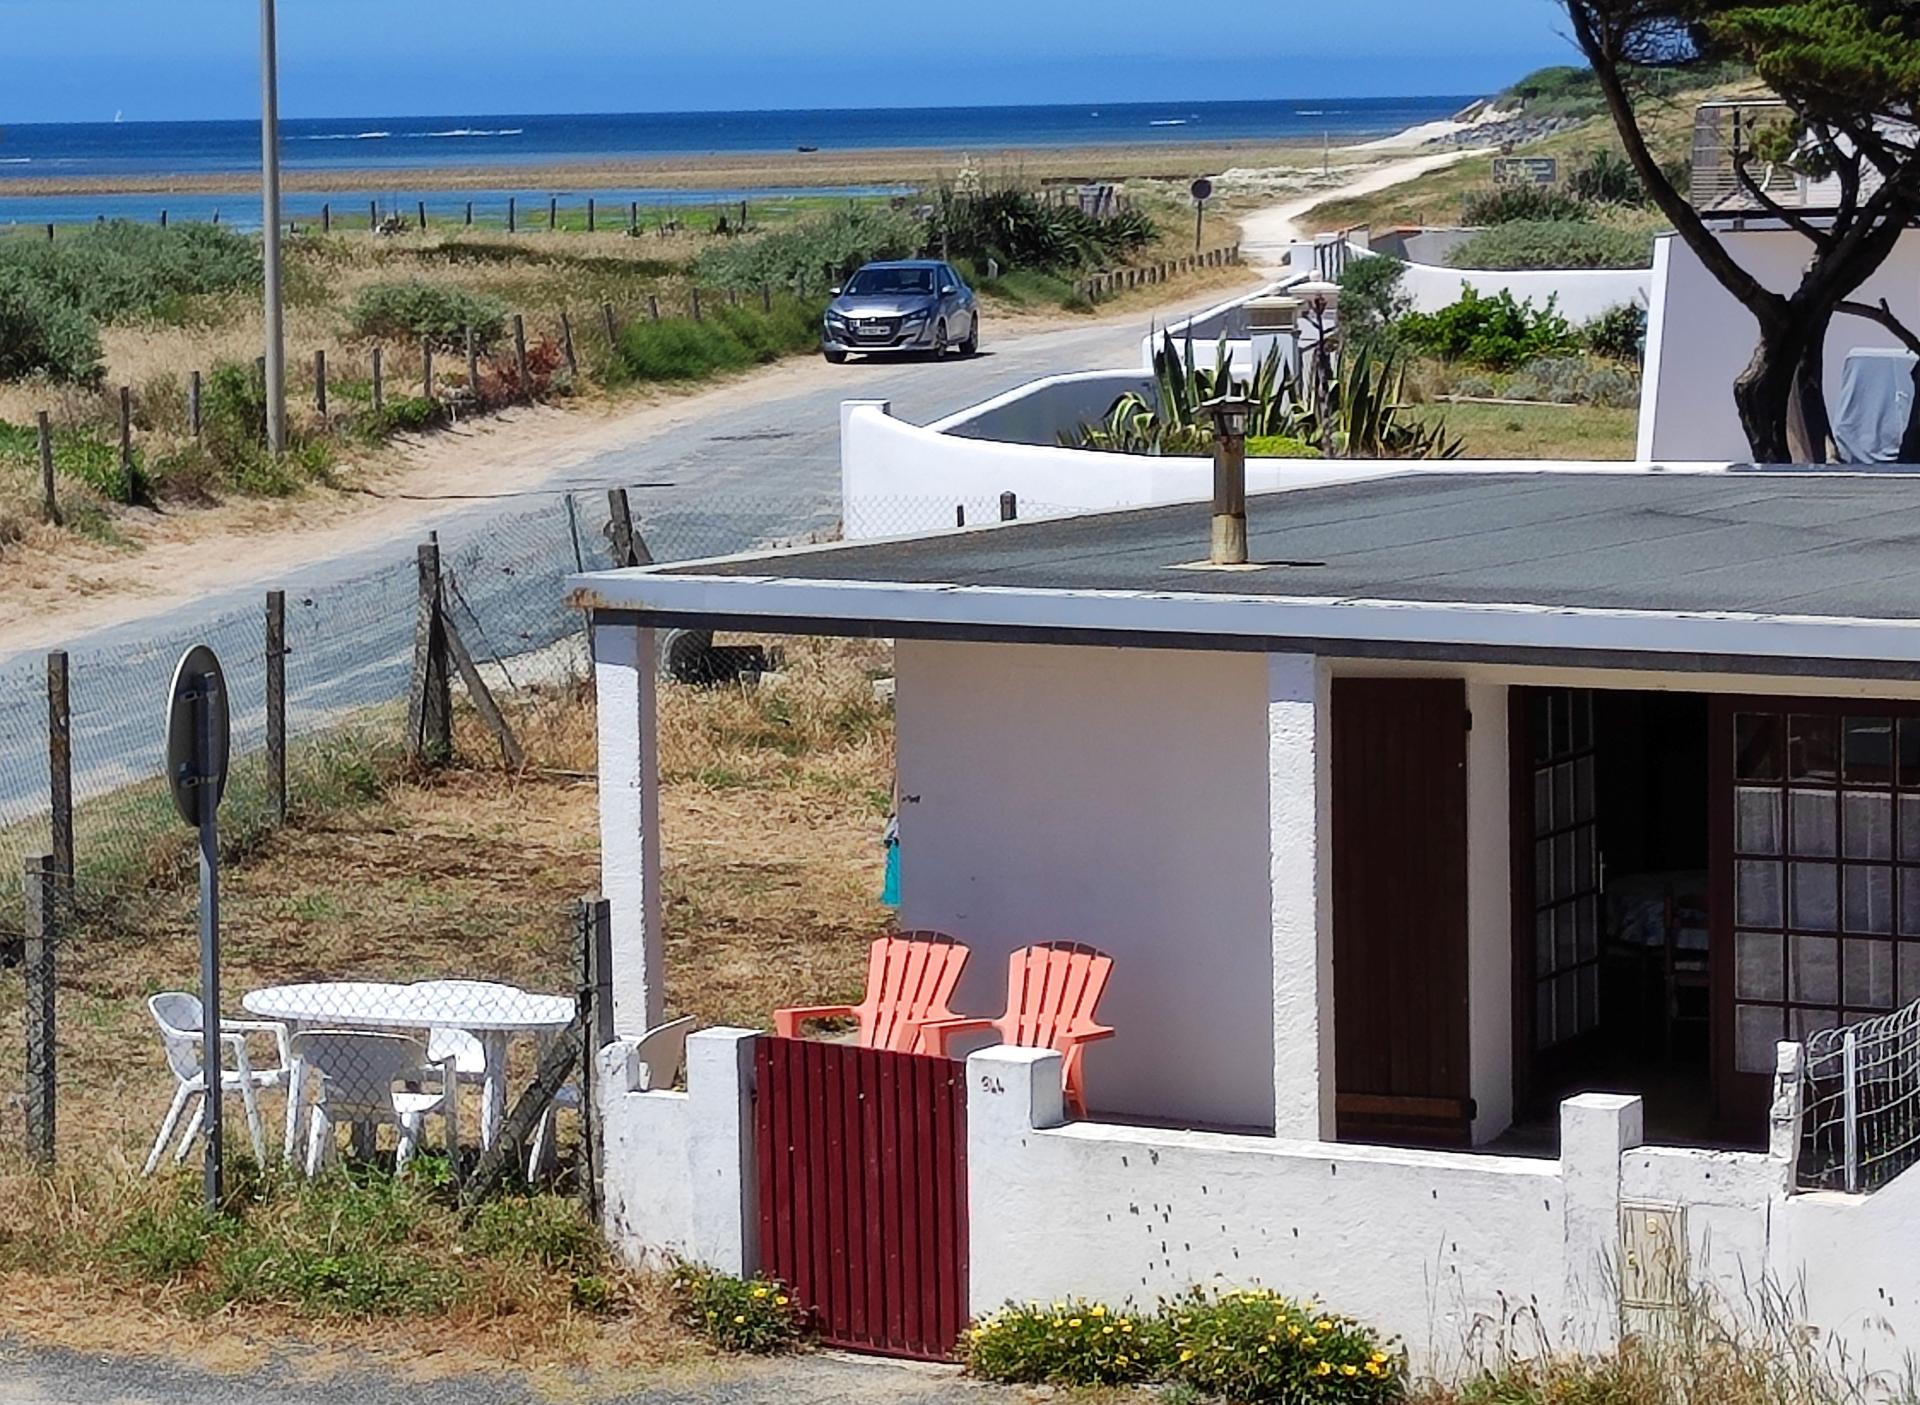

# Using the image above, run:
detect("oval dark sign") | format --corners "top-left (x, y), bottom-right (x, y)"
top-left (1190, 177), bottom-right (1215, 202)
top-left (166, 644), bottom-right (230, 827)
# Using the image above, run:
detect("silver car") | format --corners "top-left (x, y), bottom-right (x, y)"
top-left (822, 260), bottom-right (979, 362)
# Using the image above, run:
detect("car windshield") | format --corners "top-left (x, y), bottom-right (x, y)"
top-left (845, 267), bottom-right (935, 296)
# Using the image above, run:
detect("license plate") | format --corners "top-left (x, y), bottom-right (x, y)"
top-left (861, 321), bottom-right (891, 337)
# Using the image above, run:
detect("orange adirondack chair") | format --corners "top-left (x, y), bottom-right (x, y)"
top-left (921, 943), bottom-right (1115, 1117)
top-left (773, 931), bottom-right (970, 1054)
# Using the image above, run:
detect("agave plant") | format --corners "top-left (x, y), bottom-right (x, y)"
top-left (1066, 329), bottom-right (1460, 460)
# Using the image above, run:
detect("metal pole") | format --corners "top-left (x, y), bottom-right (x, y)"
top-left (260, 0), bottom-right (287, 456)
top-left (1843, 1027), bottom-right (1860, 1193)
top-left (197, 669), bottom-right (224, 1207)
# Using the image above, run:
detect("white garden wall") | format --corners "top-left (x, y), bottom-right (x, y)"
top-left (1395, 261), bottom-right (1650, 322)
top-left (928, 368), bottom-right (1154, 444)
top-left (1639, 225), bottom-right (1920, 461)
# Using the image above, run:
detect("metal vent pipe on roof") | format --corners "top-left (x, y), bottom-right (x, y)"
top-left (1203, 391), bottom-right (1251, 565)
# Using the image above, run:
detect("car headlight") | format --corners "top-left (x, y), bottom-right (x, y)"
top-left (901, 309), bottom-right (929, 327)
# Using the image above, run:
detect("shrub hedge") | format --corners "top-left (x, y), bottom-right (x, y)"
top-left (1446, 219), bottom-right (1652, 271)
top-left (670, 1263), bottom-right (809, 1353)
top-left (1396, 287), bottom-right (1581, 369)
top-left (606, 298), bottom-right (823, 383)
top-left (347, 280), bottom-right (509, 347)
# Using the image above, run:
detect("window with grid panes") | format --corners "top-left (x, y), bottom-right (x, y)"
top-left (1731, 710), bottom-right (1920, 1074)
top-left (1530, 690), bottom-right (1603, 1050)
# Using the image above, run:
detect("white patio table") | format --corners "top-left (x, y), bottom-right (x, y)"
top-left (242, 979), bottom-right (574, 1155)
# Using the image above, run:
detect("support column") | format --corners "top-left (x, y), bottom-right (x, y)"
top-left (1268, 652), bottom-right (1333, 1139)
top-left (687, 1028), bottom-right (759, 1275)
top-left (967, 1045), bottom-right (1065, 1315)
top-left (595, 621), bottom-right (663, 1035)
top-left (1561, 1091), bottom-right (1644, 1350)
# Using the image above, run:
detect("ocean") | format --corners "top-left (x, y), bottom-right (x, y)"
top-left (0, 97), bottom-right (1470, 227)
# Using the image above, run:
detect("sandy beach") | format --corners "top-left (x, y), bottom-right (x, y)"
top-left (0, 138), bottom-right (1336, 198)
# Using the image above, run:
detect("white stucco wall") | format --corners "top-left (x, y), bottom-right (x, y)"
top-left (1640, 225), bottom-right (1920, 462)
top-left (895, 639), bottom-right (1279, 1130)
top-left (928, 368), bottom-right (1155, 445)
top-left (1397, 261), bottom-right (1650, 322)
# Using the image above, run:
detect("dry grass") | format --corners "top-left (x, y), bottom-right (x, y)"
top-left (0, 635), bottom-right (894, 1368)
top-left (1417, 402), bottom-right (1639, 460)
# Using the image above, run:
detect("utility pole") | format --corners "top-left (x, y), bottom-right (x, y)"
top-left (260, 0), bottom-right (287, 456)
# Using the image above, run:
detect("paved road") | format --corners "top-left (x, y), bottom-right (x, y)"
top-left (0, 1341), bottom-right (1013, 1405)
top-left (0, 292), bottom-right (1238, 847)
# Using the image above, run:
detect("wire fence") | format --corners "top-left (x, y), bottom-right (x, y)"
top-left (1799, 999), bottom-right (1920, 1193)
top-left (0, 486), bottom-right (1083, 1182)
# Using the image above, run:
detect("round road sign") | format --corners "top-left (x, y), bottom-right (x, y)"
top-left (1190, 177), bottom-right (1215, 202)
top-left (166, 644), bottom-right (230, 827)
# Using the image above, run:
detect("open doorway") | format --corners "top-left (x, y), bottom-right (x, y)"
top-left (1511, 687), bottom-right (1719, 1150)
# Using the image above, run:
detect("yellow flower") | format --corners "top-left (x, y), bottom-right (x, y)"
top-left (1371, 1352), bottom-right (1388, 1364)
top-left (751, 1286), bottom-right (769, 1298)
top-left (1303, 1336), bottom-right (1318, 1348)
top-left (732, 1314), bottom-right (746, 1324)
top-left (1103, 1326), bottom-right (1114, 1335)
top-left (1180, 1349), bottom-right (1194, 1363)
top-left (1317, 1318), bottom-right (1333, 1331)
top-left (1289, 1325), bottom-right (1301, 1337)
top-left (1121, 1323), bottom-right (1134, 1334)
top-left (1052, 1318), bottom-right (1065, 1327)
top-left (1316, 1362), bottom-right (1333, 1376)
top-left (1344, 1364), bottom-right (1360, 1377)
top-left (775, 1296), bottom-right (789, 1307)
top-left (1069, 1318), bottom-right (1082, 1328)
top-left (1116, 1355), bottom-right (1128, 1366)
top-left (1257, 1346), bottom-right (1269, 1355)
top-left (1090, 1304), bottom-right (1106, 1318)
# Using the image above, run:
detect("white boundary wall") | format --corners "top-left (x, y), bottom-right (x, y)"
top-left (1395, 260), bottom-right (1650, 321)
top-left (1639, 225), bottom-right (1920, 461)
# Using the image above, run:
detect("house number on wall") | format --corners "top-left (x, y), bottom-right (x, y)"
top-left (979, 1074), bottom-right (1004, 1095)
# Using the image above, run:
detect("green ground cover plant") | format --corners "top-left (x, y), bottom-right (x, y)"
top-left (346, 280), bottom-right (509, 346)
top-left (670, 1264), bottom-right (810, 1353)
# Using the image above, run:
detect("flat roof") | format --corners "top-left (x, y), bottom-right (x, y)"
top-left (571, 470), bottom-right (1920, 676)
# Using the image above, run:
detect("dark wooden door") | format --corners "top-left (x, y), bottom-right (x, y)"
top-left (1331, 677), bottom-right (1474, 1146)
top-left (754, 1036), bottom-right (968, 1361)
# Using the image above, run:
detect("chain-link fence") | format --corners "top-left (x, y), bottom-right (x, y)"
top-left (0, 486), bottom-right (1082, 1185)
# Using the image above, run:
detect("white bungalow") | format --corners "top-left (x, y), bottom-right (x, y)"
top-left (573, 466), bottom-right (1920, 1373)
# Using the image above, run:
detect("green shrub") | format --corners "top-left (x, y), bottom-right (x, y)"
top-left (358, 394), bottom-right (447, 438)
top-left (1248, 435), bottom-right (1324, 458)
top-left (1460, 184), bottom-right (1589, 226)
top-left (1165, 1288), bottom-right (1401, 1405)
top-left (1447, 220), bottom-right (1652, 271)
top-left (1398, 287), bottom-right (1581, 369)
top-left (0, 417), bottom-right (127, 498)
top-left (0, 266), bottom-right (103, 381)
top-left (670, 1263), bottom-right (809, 1353)
top-left (1337, 254), bottom-right (1410, 343)
top-left (935, 185), bottom-right (1156, 274)
top-left (607, 300), bottom-right (822, 384)
top-left (148, 360), bottom-right (333, 498)
top-left (1566, 149), bottom-right (1644, 205)
top-left (1498, 355), bottom-right (1642, 408)
top-left (965, 1299), bottom-right (1171, 1386)
top-left (465, 1194), bottom-right (603, 1274)
top-left (694, 205), bottom-right (925, 295)
top-left (1584, 301), bottom-right (1648, 362)
top-left (0, 220), bottom-right (259, 329)
top-left (347, 280), bottom-right (508, 346)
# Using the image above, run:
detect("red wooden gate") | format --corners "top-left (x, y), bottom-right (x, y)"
top-left (753, 1036), bottom-right (969, 1361)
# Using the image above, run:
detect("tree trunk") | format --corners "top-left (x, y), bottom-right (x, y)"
top-left (1900, 363), bottom-right (1920, 463)
top-left (1791, 308), bottom-right (1833, 463)
top-left (1733, 324), bottom-right (1805, 464)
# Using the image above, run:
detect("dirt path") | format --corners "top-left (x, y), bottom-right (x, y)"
top-left (1236, 148), bottom-right (1489, 270)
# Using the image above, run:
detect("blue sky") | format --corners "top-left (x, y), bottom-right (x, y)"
top-left (3, 0), bottom-right (1574, 123)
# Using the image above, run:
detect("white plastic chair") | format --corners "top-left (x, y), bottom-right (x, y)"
top-left (529, 1015), bottom-right (695, 1174)
top-left (289, 1030), bottom-right (460, 1174)
top-left (414, 979), bottom-right (521, 1084)
top-left (143, 992), bottom-right (289, 1176)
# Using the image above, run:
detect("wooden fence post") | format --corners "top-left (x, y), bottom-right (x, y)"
top-left (647, 294), bottom-right (660, 322)
top-left (24, 855), bottom-right (57, 1165)
top-left (417, 200), bottom-right (427, 229)
top-left (321, 203), bottom-right (330, 233)
top-left (955, 504), bottom-right (966, 527)
top-left (36, 411), bottom-right (58, 525)
top-left (465, 200), bottom-right (473, 227)
top-left (601, 301), bottom-right (618, 346)
top-left (118, 386), bottom-right (133, 501)
top-left (1000, 491), bottom-right (1017, 521)
top-left (575, 895), bottom-right (613, 1221)
top-left (606, 487), bottom-right (653, 567)
top-left (548, 196), bottom-right (557, 231)
top-left (369, 199), bottom-right (378, 230)
top-left (508, 196), bottom-right (516, 234)
top-left (629, 201), bottom-right (638, 234)
top-left (465, 326), bottom-right (481, 406)
top-left (313, 349), bottom-right (327, 416)
top-left (761, 284), bottom-right (772, 313)
top-left (188, 370), bottom-right (202, 438)
top-left (587, 197), bottom-right (596, 232)
top-left (690, 288), bottom-right (702, 322)
top-left (160, 209), bottom-right (168, 229)
top-left (406, 539), bottom-right (452, 766)
top-left (513, 315), bottom-right (529, 401)
top-left (47, 651), bottom-right (71, 907)
top-left (371, 346), bottom-right (384, 413)
top-left (266, 590), bottom-right (287, 826)
top-left (560, 310), bottom-right (578, 377)
top-left (422, 338), bottom-right (433, 399)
